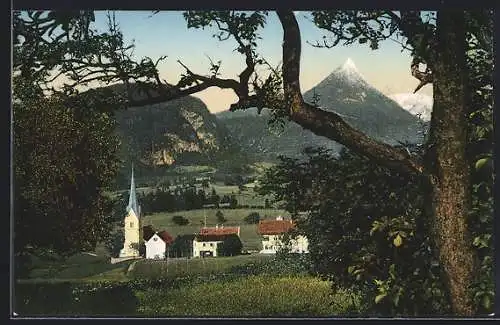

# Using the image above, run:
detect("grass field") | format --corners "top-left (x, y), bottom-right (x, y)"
top-left (129, 254), bottom-right (273, 279)
top-left (26, 253), bottom-right (134, 281)
top-left (137, 275), bottom-right (357, 317)
top-left (17, 252), bottom-right (366, 317)
top-left (142, 208), bottom-right (287, 251)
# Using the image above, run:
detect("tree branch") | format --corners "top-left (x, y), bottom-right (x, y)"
top-left (276, 10), bottom-right (423, 175)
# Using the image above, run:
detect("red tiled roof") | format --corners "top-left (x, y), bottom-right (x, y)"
top-left (157, 230), bottom-right (174, 245)
top-left (257, 219), bottom-right (294, 235)
top-left (199, 226), bottom-right (240, 236)
top-left (195, 233), bottom-right (239, 242)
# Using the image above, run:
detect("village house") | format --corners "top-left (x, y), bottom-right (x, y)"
top-left (258, 216), bottom-right (309, 254)
top-left (144, 230), bottom-right (174, 260)
top-left (193, 225), bottom-right (241, 257)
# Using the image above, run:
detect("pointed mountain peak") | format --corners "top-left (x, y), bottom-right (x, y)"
top-left (342, 58), bottom-right (358, 72)
top-left (324, 57), bottom-right (367, 85)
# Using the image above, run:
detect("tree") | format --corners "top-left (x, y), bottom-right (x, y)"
top-left (216, 234), bottom-right (243, 257)
top-left (13, 83), bottom-right (121, 276)
top-left (244, 212), bottom-right (261, 224)
top-left (259, 146), bottom-right (451, 315)
top-left (13, 10), bottom-right (492, 315)
top-left (105, 229), bottom-right (124, 258)
top-left (168, 235), bottom-right (194, 258)
top-left (229, 195), bottom-right (238, 208)
top-left (216, 210), bottom-right (227, 223)
top-left (172, 215), bottom-right (190, 226)
top-left (142, 225), bottom-right (156, 241)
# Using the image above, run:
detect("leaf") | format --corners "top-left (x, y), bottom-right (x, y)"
top-left (375, 293), bottom-right (387, 304)
top-left (475, 157), bottom-right (490, 170)
top-left (482, 295), bottom-right (491, 310)
top-left (393, 294), bottom-right (400, 307)
top-left (393, 234), bottom-right (403, 247)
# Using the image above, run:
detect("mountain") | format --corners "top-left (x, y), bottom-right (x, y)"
top-left (102, 83), bottom-right (238, 177)
top-left (217, 58), bottom-right (425, 161)
top-left (388, 93), bottom-right (433, 122)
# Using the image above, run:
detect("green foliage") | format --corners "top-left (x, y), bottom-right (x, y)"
top-left (16, 274), bottom-right (360, 317)
top-left (216, 234), bottom-right (243, 256)
top-left (215, 210), bottom-right (227, 223)
top-left (168, 235), bottom-right (195, 258)
top-left (258, 146), bottom-right (453, 316)
top-left (465, 10), bottom-right (494, 314)
top-left (243, 212), bottom-right (261, 224)
top-left (105, 230), bottom-right (124, 258)
top-left (13, 84), bottom-right (120, 275)
top-left (16, 280), bottom-right (140, 316)
top-left (171, 215), bottom-right (190, 226)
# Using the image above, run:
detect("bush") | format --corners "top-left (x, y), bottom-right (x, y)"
top-left (172, 215), bottom-right (189, 226)
top-left (243, 212), bottom-right (260, 224)
top-left (216, 234), bottom-right (243, 257)
top-left (215, 210), bottom-right (226, 224)
top-left (15, 281), bottom-right (140, 316)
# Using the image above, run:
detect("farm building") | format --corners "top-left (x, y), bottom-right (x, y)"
top-left (144, 230), bottom-right (174, 260)
top-left (258, 216), bottom-right (309, 254)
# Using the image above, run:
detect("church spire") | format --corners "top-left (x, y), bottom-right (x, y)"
top-left (127, 163), bottom-right (139, 217)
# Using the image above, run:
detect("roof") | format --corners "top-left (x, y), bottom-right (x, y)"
top-left (126, 164), bottom-right (140, 217)
top-left (194, 233), bottom-right (240, 242)
top-left (257, 219), bottom-right (295, 235)
top-left (199, 226), bottom-right (240, 236)
top-left (157, 231), bottom-right (174, 245)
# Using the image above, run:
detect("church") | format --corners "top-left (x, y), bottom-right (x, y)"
top-left (119, 165), bottom-right (142, 258)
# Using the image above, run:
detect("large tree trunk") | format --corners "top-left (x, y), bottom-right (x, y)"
top-left (426, 10), bottom-right (477, 316)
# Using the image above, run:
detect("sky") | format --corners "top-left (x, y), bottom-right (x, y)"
top-left (91, 11), bottom-right (432, 113)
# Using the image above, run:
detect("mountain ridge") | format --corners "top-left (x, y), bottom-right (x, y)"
top-left (216, 58), bottom-right (425, 161)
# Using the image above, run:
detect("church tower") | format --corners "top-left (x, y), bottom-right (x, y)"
top-left (119, 164), bottom-right (141, 257)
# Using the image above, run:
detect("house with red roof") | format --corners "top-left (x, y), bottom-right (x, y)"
top-left (257, 216), bottom-right (309, 254)
top-left (193, 225), bottom-right (241, 257)
top-left (145, 229), bottom-right (174, 260)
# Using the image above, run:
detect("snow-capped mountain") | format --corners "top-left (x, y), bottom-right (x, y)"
top-left (217, 58), bottom-right (424, 161)
top-left (303, 58), bottom-right (422, 143)
top-left (389, 93), bottom-right (433, 122)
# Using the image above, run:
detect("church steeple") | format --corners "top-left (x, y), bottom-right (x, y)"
top-left (127, 163), bottom-right (139, 217)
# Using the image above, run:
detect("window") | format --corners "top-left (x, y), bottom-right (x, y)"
top-left (130, 222), bottom-right (134, 228)
top-left (263, 236), bottom-right (269, 241)
top-left (203, 243), bottom-right (206, 247)
top-left (153, 237), bottom-right (158, 242)
top-left (210, 243), bottom-right (214, 247)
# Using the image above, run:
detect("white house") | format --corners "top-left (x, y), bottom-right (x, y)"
top-left (119, 165), bottom-right (142, 258)
top-left (258, 216), bottom-right (309, 254)
top-left (193, 226), bottom-right (240, 257)
top-left (145, 231), bottom-right (174, 259)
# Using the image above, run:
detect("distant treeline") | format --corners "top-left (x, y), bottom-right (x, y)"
top-left (113, 187), bottom-right (249, 216)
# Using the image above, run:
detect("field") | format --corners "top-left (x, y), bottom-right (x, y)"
top-left (137, 275), bottom-right (357, 317)
top-left (26, 252), bottom-right (134, 281)
top-left (17, 252), bottom-right (364, 317)
top-left (128, 254), bottom-right (274, 279)
top-left (142, 208), bottom-right (287, 251)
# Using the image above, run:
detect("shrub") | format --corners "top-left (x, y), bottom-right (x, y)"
top-left (243, 212), bottom-right (260, 224)
top-left (216, 235), bottom-right (243, 257)
top-left (172, 215), bottom-right (189, 226)
top-left (215, 210), bottom-right (226, 224)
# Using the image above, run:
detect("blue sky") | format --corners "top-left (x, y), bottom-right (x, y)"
top-left (92, 11), bottom-right (432, 113)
